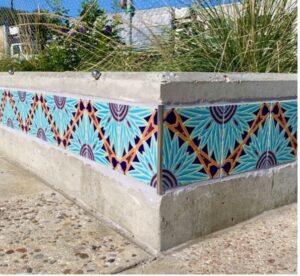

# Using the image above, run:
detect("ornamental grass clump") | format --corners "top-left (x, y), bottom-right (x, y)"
top-left (79, 0), bottom-right (297, 72)
top-left (156, 0), bottom-right (297, 72)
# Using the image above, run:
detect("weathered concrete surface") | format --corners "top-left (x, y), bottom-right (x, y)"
top-left (0, 156), bottom-right (47, 200)
top-left (160, 163), bottom-right (297, 250)
top-left (161, 72), bottom-right (297, 104)
top-left (0, 72), bottom-right (296, 104)
top-left (124, 203), bottom-right (297, 274)
top-left (0, 157), bottom-right (152, 274)
top-left (0, 72), bottom-right (162, 104)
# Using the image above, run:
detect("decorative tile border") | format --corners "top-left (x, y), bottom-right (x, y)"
top-left (0, 87), bottom-right (297, 192)
top-left (163, 100), bottom-right (297, 190)
top-left (0, 89), bottom-right (158, 186)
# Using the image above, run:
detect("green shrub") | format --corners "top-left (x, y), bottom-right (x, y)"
top-left (0, 57), bottom-right (36, 72)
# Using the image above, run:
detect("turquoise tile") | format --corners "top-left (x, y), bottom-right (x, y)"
top-left (162, 126), bottom-right (208, 189)
top-left (127, 135), bottom-right (158, 186)
top-left (221, 102), bottom-right (269, 175)
top-left (278, 100), bottom-right (297, 144)
top-left (44, 94), bottom-right (78, 140)
top-left (162, 106), bottom-right (222, 189)
top-left (125, 107), bottom-right (158, 186)
top-left (11, 90), bottom-right (34, 129)
top-left (93, 101), bottom-right (154, 172)
top-left (267, 100), bottom-right (297, 165)
top-left (28, 101), bottom-right (55, 144)
top-left (67, 105), bottom-right (110, 167)
top-left (1, 93), bottom-right (21, 131)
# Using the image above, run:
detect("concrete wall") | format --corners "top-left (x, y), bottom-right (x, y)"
top-left (0, 72), bottom-right (296, 103)
top-left (111, 7), bottom-right (174, 48)
top-left (160, 162), bottom-right (297, 250)
top-left (0, 72), bottom-right (297, 253)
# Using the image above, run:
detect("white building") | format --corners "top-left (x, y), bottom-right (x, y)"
top-left (108, 6), bottom-right (190, 48)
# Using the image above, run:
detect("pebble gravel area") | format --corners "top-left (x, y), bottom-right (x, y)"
top-left (0, 156), bottom-right (151, 274)
top-left (126, 203), bottom-right (297, 274)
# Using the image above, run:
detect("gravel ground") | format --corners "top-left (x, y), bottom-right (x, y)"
top-left (0, 157), bottom-right (151, 274)
top-left (0, 156), bottom-right (297, 274)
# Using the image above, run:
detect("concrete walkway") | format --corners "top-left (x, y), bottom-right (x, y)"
top-left (0, 156), bottom-right (297, 274)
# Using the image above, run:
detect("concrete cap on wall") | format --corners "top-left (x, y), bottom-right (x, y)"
top-left (0, 72), bottom-right (296, 105)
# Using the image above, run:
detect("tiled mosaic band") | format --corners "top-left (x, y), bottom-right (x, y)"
top-left (0, 88), bottom-right (297, 192)
top-left (163, 101), bottom-right (297, 189)
top-left (0, 89), bottom-right (158, 186)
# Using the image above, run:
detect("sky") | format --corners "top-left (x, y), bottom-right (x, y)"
top-left (1, 0), bottom-right (237, 17)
